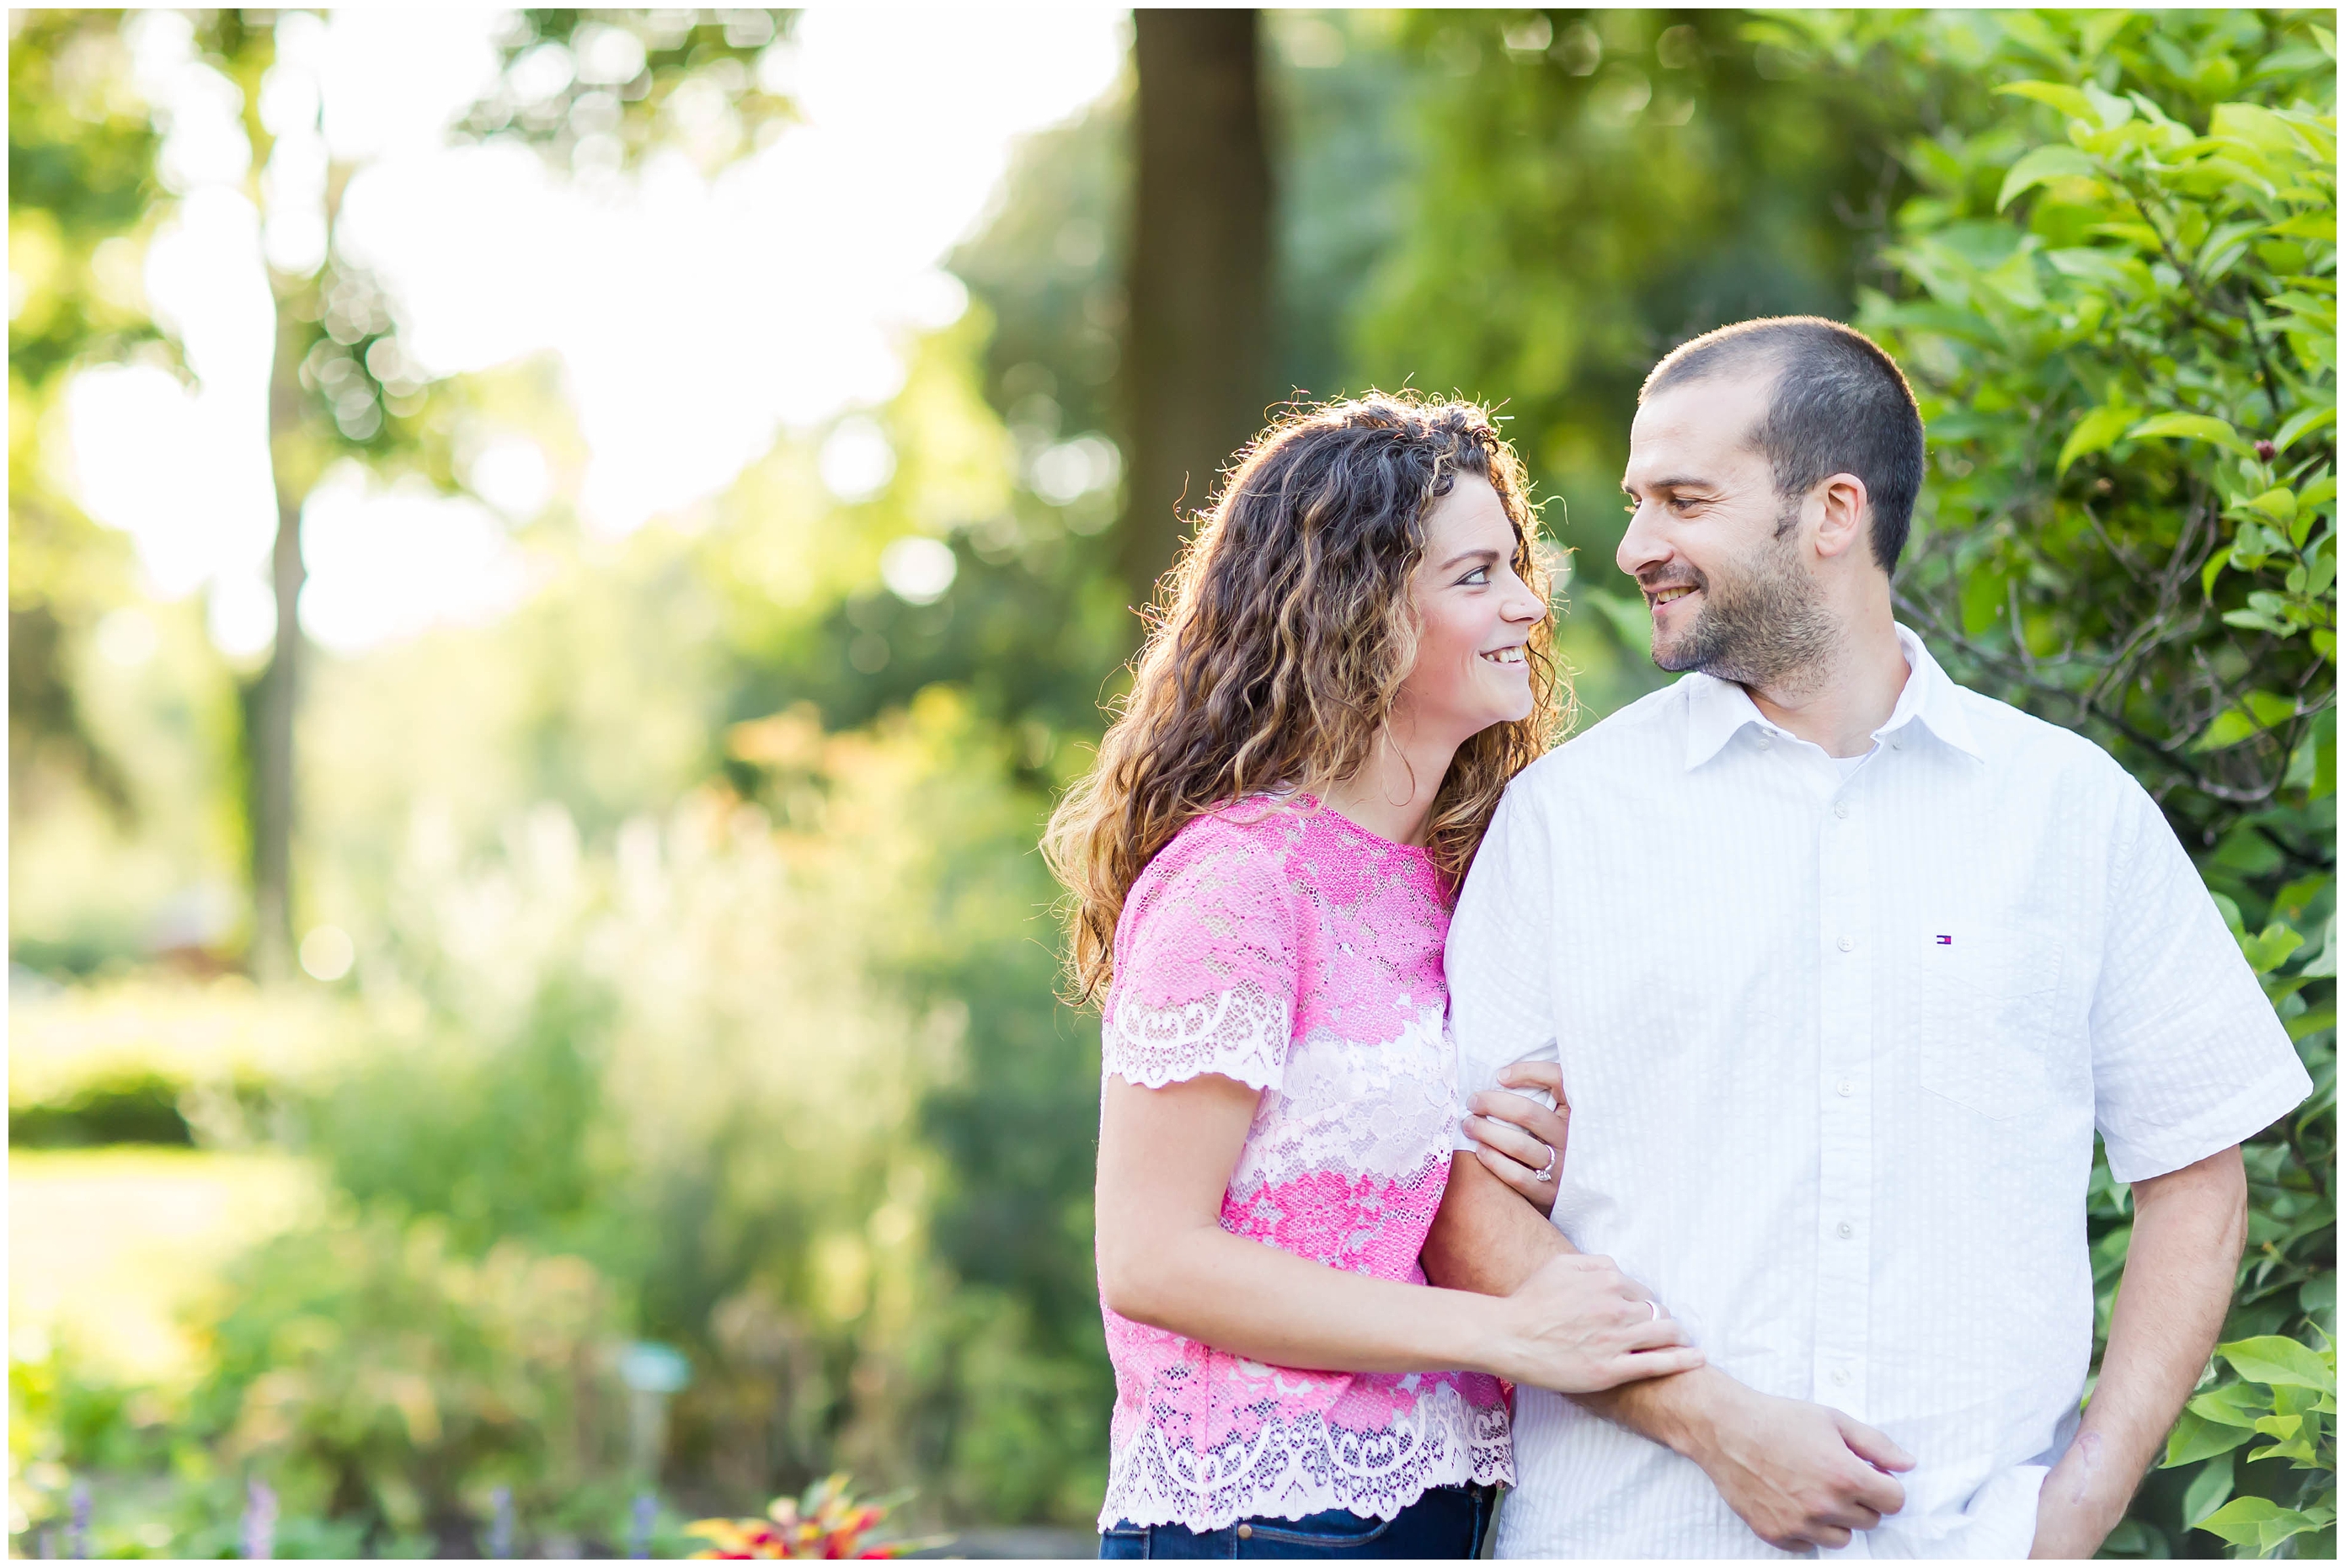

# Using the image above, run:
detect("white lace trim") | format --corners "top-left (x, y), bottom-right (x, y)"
top-left (1098, 1381), bottom-right (1514, 1533)
top-left (1103, 983), bottom-right (1290, 1091)
top-left (1230, 1005), bottom-right (1457, 1195)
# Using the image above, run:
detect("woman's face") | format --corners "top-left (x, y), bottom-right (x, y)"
top-left (1395, 472), bottom-right (1549, 745)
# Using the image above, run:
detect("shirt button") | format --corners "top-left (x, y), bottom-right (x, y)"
top-left (1837, 936), bottom-right (1855, 952)
top-left (1237, 1525), bottom-right (1253, 1540)
top-left (1836, 1079), bottom-right (1854, 1097)
top-left (1837, 1220), bottom-right (1855, 1239)
top-left (1831, 1368), bottom-right (1850, 1387)
top-left (1833, 801), bottom-right (1850, 819)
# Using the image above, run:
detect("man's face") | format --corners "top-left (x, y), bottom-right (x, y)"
top-left (1616, 371), bottom-right (1836, 687)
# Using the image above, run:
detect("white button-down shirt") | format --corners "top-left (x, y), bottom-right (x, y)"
top-left (1450, 626), bottom-right (2310, 1559)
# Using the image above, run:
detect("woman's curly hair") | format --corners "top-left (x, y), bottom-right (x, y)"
top-left (1044, 391), bottom-right (1569, 1007)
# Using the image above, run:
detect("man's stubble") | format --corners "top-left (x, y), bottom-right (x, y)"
top-left (1650, 501), bottom-right (1840, 694)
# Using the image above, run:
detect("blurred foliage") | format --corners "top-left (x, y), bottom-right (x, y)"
top-left (8, 1071), bottom-right (196, 1149)
top-left (456, 8), bottom-right (799, 178)
top-left (8, 8), bottom-right (2336, 1560)
top-left (1354, 8), bottom-right (1909, 602)
top-left (192, 1218), bottom-right (631, 1553)
top-left (8, 10), bottom-right (166, 819)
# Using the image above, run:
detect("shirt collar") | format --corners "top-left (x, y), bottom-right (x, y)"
top-left (1680, 622), bottom-right (1984, 771)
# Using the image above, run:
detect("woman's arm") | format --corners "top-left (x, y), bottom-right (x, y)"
top-left (1096, 1071), bottom-right (1706, 1392)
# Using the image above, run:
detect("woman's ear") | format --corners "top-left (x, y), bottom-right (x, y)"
top-left (1811, 472), bottom-right (1872, 562)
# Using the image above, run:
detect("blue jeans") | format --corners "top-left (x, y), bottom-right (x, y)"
top-left (1098, 1484), bottom-right (1497, 1559)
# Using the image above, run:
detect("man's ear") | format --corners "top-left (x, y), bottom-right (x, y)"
top-left (1811, 472), bottom-right (1871, 562)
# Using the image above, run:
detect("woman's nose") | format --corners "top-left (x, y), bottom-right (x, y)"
top-left (1506, 579), bottom-right (1549, 625)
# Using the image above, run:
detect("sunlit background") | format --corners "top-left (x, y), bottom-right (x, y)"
top-left (11, 7), bottom-right (2333, 1561)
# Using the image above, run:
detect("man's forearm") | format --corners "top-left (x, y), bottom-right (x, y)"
top-left (1424, 1155), bottom-right (1714, 1449)
top-left (2032, 1147), bottom-right (2249, 1559)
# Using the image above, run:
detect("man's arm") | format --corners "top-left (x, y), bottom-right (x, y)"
top-left (1425, 1155), bottom-right (1914, 1552)
top-left (2029, 1145), bottom-right (2248, 1559)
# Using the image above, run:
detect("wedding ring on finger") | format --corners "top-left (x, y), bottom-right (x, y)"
top-left (1647, 1299), bottom-right (1662, 1322)
top-left (1531, 1141), bottom-right (1557, 1183)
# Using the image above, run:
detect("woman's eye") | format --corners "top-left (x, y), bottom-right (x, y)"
top-left (1460, 568), bottom-right (1490, 586)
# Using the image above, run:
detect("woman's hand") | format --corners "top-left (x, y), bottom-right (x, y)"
top-left (1494, 1251), bottom-right (1703, 1392)
top-left (1462, 1059), bottom-right (1569, 1215)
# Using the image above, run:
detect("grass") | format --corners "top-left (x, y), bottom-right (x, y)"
top-left (9, 1147), bottom-right (321, 1384)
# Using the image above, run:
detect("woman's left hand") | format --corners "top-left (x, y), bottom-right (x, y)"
top-left (1462, 1059), bottom-right (1570, 1215)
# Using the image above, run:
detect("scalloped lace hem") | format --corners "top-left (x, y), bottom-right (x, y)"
top-left (1098, 1386), bottom-right (1514, 1533)
top-left (1103, 984), bottom-right (1290, 1091)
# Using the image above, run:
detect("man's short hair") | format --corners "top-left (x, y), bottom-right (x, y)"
top-left (1640, 317), bottom-right (1926, 573)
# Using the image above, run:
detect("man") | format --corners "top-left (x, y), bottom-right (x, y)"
top-left (1425, 316), bottom-right (2311, 1558)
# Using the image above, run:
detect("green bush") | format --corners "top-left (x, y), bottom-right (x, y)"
top-left (1839, 9), bottom-right (2334, 1557)
top-left (185, 1214), bottom-right (632, 1553)
top-left (8, 1070), bottom-right (193, 1148)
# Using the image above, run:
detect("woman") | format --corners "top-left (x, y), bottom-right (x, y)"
top-left (1045, 395), bottom-right (1697, 1560)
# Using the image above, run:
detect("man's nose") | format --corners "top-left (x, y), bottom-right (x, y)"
top-left (1617, 501), bottom-right (1667, 577)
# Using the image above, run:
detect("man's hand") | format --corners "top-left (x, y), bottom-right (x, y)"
top-left (1653, 1373), bottom-right (1915, 1552)
top-left (1427, 1155), bottom-right (1910, 1550)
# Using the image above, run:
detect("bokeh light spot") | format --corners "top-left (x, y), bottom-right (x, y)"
top-left (879, 536), bottom-right (957, 605)
top-left (298, 925), bottom-right (355, 981)
top-left (819, 417), bottom-right (896, 502)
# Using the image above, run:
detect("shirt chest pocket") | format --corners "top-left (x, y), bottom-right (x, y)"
top-left (1909, 918), bottom-right (2066, 1120)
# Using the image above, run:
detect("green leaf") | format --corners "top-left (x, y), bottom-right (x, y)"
top-left (2190, 1379), bottom-right (2272, 1427)
top-left (1997, 145), bottom-right (2097, 211)
top-left (2244, 488), bottom-right (2300, 526)
top-left (2059, 404), bottom-right (2142, 474)
top-left (2266, 212), bottom-right (2337, 241)
top-left (2166, 1406), bottom-right (2257, 1465)
top-left (2203, 546), bottom-right (2233, 600)
top-left (2081, 80), bottom-right (2134, 130)
top-left (2182, 1451), bottom-right (2235, 1527)
top-left (2274, 403), bottom-right (2337, 453)
top-left (2127, 413), bottom-right (2256, 456)
top-left (2193, 693), bottom-right (2291, 753)
top-left (1960, 565), bottom-right (2007, 636)
top-left (2212, 893), bottom-right (2248, 941)
top-left (1995, 81), bottom-right (2095, 119)
top-left (2213, 102), bottom-right (2309, 155)
top-left (2302, 915), bottom-right (2337, 979)
top-left (2195, 1496), bottom-right (2291, 1549)
top-left (2221, 1335), bottom-right (2337, 1393)
top-left (2242, 922), bottom-right (2307, 975)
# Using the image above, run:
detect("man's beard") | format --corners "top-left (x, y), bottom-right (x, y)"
top-left (1647, 509), bottom-right (1837, 690)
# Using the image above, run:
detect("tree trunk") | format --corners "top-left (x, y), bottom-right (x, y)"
top-left (249, 280), bottom-right (309, 979)
top-left (1123, 8), bottom-right (1272, 611)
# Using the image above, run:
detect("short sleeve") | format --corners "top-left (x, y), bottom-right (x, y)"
top-left (2090, 780), bottom-right (2313, 1183)
top-left (1447, 780), bottom-right (1561, 1151)
top-left (1102, 818), bottom-right (1305, 1091)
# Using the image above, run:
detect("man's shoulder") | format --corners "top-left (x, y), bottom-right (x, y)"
top-left (1514, 680), bottom-right (1687, 795)
top-left (1947, 683), bottom-right (2139, 793)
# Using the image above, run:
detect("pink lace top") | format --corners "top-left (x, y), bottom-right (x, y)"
top-left (1097, 797), bottom-right (1512, 1532)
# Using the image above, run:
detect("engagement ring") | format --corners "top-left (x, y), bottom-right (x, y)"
top-left (1532, 1143), bottom-right (1556, 1183)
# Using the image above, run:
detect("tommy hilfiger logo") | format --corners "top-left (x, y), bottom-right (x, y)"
top-left (1935, 935), bottom-right (1954, 946)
